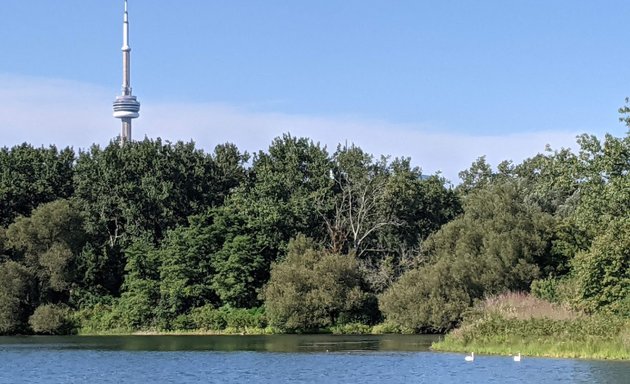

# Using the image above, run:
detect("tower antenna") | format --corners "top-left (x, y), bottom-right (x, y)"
top-left (113, 0), bottom-right (140, 145)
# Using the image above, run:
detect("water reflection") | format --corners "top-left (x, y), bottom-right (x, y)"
top-left (0, 334), bottom-right (438, 353)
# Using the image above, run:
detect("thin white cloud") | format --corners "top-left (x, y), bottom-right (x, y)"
top-left (0, 74), bottom-right (591, 182)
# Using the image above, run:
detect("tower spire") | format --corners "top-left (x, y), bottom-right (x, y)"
top-left (113, 0), bottom-right (140, 144)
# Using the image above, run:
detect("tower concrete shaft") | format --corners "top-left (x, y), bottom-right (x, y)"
top-left (113, 0), bottom-right (140, 144)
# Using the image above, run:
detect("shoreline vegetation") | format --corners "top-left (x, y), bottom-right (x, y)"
top-left (431, 292), bottom-right (630, 360)
top-left (1, 128), bottom-right (629, 363)
top-left (73, 294), bottom-right (629, 361)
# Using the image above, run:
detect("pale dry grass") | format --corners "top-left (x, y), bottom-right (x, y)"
top-left (481, 291), bottom-right (579, 321)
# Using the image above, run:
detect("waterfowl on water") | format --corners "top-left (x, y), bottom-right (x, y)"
top-left (464, 352), bottom-right (474, 362)
top-left (513, 353), bottom-right (522, 362)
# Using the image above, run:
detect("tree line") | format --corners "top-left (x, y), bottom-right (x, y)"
top-left (0, 123), bottom-right (628, 334)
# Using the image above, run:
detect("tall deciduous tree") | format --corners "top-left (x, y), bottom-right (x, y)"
top-left (207, 134), bottom-right (333, 305)
top-left (572, 218), bottom-right (630, 316)
top-left (115, 239), bottom-right (161, 329)
top-left (211, 235), bottom-right (265, 308)
top-left (73, 139), bottom-right (247, 299)
top-left (74, 139), bottom-right (222, 247)
top-left (325, 145), bottom-right (394, 257)
top-left (0, 261), bottom-right (35, 334)
top-left (5, 199), bottom-right (85, 304)
top-left (381, 181), bottom-right (553, 330)
top-left (157, 215), bottom-right (219, 324)
top-left (0, 144), bottom-right (74, 227)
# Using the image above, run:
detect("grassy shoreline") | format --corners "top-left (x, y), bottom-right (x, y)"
top-left (75, 328), bottom-right (630, 361)
top-left (431, 293), bottom-right (630, 361)
top-left (431, 337), bottom-right (630, 360)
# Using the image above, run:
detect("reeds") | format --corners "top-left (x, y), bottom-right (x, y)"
top-left (433, 292), bottom-right (630, 360)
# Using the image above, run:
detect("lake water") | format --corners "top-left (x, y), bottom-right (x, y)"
top-left (0, 335), bottom-right (628, 383)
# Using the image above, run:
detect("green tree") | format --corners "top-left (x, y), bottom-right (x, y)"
top-left (0, 227), bottom-right (7, 262)
top-left (0, 144), bottom-right (74, 227)
top-left (0, 261), bottom-right (35, 334)
top-left (243, 134), bottom-right (332, 249)
top-left (207, 134), bottom-right (333, 305)
top-left (572, 218), bottom-right (630, 316)
top-left (74, 139), bottom-right (222, 247)
top-left (28, 304), bottom-right (75, 335)
top-left (380, 181), bottom-right (553, 330)
top-left (5, 199), bottom-right (85, 304)
top-left (457, 156), bottom-right (495, 196)
top-left (379, 258), bottom-right (471, 332)
top-left (114, 239), bottom-right (161, 329)
top-left (73, 139), bottom-right (246, 299)
top-left (157, 216), bottom-right (219, 325)
top-left (211, 235), bottom-right (265, 308)
top-left (263, 236), bottom-right (372, 330)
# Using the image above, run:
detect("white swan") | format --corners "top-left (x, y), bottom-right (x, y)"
top-left (465, 352), bottom-right (474, 362)
top-left (513, 353), bottom-right (521, 362)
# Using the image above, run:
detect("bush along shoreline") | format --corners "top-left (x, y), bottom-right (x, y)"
top-left (431, 293), bottom-right (630, 360)
top-left (21, 291), bottom-right (630, 362)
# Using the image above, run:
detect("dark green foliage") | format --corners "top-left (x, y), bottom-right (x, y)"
top-left (0, 228), bottom-right (6, 259)
top-left (188, 306), bottom-right (267, 331)
top-left (212, 235), bottom-right (265, 308)
top-left (457, 156), bottom-right (495, 195)
top-left (231, 134), bottom-right (333, 254)
top-left (190, 305), bottom-right (228, 330)
top-left (572, 218), bottom-right (630, 316)
top-left (157, 218), bottom-right (218, 326)
top-left (73, 138), bottom-right (232, 247)
top-left (28, 304), bottom-right (75, 335)
top-left (224, 307), bottom-right (267, 329)
top-left (204, 134), bottom-right (336, 309)
top-left (114, 239), bottom-right (161, 329)
top-left (72, 139), bottom-right (247, 299)
top-left (0, 144), bottom-right (75, 227)
top-left (0, 261), bottom-right (35, 334)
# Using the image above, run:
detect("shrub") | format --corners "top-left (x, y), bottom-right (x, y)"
top-left (172, 314), bottom-right (194, 330)
top-left (224, 307), bottom-right (267, 329)
top-left (379, 259), bottom-right (472, 332)
top-left (189, 306), bottom-right (267, 331)
top-left (190, 305), bottom-right (227, 330)
top-left (371, 322), bottom-right (414, 334)
top-left (74, 302), bottom-right (129, 334)
top-left (330, 323), bottom-right (372, 335)
top-left (263, 236), bottom-right (371, 331)
top-left (29, 304), bottom-right (75, 335)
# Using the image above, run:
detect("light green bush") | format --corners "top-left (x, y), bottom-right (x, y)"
top-left (29, 304), bottom-right (75, 335)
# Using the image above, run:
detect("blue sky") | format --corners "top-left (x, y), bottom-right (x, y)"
top-left (1, 0), bottom-right (629, 181)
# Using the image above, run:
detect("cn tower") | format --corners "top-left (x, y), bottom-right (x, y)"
top-left (112, 0), bottom-right (140, 144)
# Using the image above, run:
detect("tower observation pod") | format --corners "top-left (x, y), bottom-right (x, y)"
top-left (113, 0), bottom-right (140, 144)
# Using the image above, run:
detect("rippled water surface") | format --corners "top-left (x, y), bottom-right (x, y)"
top-left (0, 335), bottom-right (628, 383)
